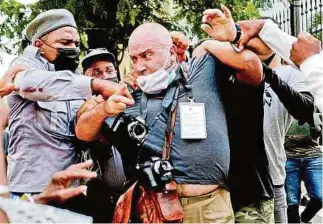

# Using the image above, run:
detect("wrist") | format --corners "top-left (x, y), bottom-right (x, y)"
top-left (91, 78), bottom-right (102, 95)
top-left (230, 24), bottom-right (242, 43)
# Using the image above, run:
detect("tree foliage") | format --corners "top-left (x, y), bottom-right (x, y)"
top-left (173, 0), bottom-right (260, 40)
top-left (0, 0), bottom-right (260, 60)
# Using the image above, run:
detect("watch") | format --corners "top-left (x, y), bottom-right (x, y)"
top-left (231, 24), bottom-right (242, 44)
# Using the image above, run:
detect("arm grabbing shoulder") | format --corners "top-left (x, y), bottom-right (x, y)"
top-left (198, 40), bottom-right (263, 86)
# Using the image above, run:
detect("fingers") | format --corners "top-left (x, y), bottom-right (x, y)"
top-left (53, 185), bottom-right (88, 203)
top-left (69, 159), bottom-right (94, 170)
top-left (201, 24), bottom-right (214, 37)
top-left (58, 169), bottom-right (97, 180)
top-left (221, 4), bottom-right (232, 19)
top-left (202, 9), bottom-right (224, 23)
top-left (4, 65), bottom-right (28, 79)
top-left (94, 95), bottom-right (104, 104)
top-left (109, 94), bottom-right (135, 107)
top-left (0, 84), bottom-right (17, 97)
top-left (115, 85), bottom-right (134, 102)
top-left (238, 33), bottom-right (248, 50)
top-left (104, 90), bottom-right (135, 116)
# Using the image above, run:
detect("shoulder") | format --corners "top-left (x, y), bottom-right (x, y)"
top-left (9, 45), bottom-right (46, 70)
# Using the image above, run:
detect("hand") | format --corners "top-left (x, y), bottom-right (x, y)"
top-left (0, 65), bottom-right (27, 97)
top-left (171, 31), bottom-right (189, 62)
top-left (91, 78), bottom-right (124, 98)
top-left (201, 5), bottom-right (236, 42)
top-left (120, 70), bottom-right (139, 90)
top-left (237, 20), bottom-right (266, 50)
top-left (290, 32), bottom-right (322, 68)
top-left (103, 85), bottom-right (135, 117)
top-left (77, 95), bottom-right (104, 120)
top-left (33, 160), bottom-right (97, 204)
top-left (0, 98), bottom-right (9, 130)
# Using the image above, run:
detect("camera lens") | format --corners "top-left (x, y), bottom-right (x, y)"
top-left (134, 124), bottom-right (145, 136)
top-left (128, 121), bottom-right (147, 141)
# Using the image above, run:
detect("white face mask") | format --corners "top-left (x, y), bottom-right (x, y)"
top-left (136, 51), bottom-right (176, 94)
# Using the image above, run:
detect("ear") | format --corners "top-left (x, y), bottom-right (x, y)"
top-left (170, 45), bottom-right (177, 61)
top-left (84, 68), bottom-right (92, 76)
top-left (34, 39), bottom-right (43, 48)
top-left (34, 39), bottom-right (45, 53)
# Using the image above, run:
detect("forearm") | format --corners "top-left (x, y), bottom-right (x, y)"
top-left (258, 20), bottom-right (297, 67)
top-left (202, 40), bottom-right (263, 86)
top-left (14, 69), bottom-right (92, 101)
top-left (75, 102), bottom-right (108, 141)
top-left (264, 66), bottom-right (315, 124)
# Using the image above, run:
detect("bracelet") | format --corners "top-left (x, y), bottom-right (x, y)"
top-left (231, 24), bottom-right (242, 44)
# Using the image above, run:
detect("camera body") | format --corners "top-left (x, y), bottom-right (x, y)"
top-left (103, 113), bottom-right (148, 144)
top-left (137, 157), bottom-right (174, 189)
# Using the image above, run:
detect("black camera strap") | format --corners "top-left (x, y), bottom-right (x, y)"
top-left (138, 64), bottom-right (192, 161)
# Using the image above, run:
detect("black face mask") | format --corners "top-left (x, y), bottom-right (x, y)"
top-left (43, 42), bottom-right (80, 72)
top-left (104, 77), bottom-right (119, 83)
top-left (54, 47), bottom-right (80, 72)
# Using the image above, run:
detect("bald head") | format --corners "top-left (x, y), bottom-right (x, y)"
top-left (128, 23), bottom-right (176, 76)
top-left (129, 23), bottom-right (172, 51)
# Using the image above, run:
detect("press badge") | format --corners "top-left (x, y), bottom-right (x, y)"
top-left (179, 102), bottom-right (207, 139)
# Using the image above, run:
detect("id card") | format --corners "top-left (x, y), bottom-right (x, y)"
top-left (179, 102), bottom-right (207, 139)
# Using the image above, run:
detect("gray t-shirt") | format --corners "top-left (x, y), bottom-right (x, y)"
top-left (263, 65), bottom-right (308, 185)
top-left (125, 53), bottom-right (230, 188)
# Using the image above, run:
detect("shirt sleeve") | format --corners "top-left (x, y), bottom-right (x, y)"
top-left (11, 57), bottom-right (93, 101)
top-left (300, 51), bottom-right (323, 112)
top-left (259, 20), bottom-right (297, 67)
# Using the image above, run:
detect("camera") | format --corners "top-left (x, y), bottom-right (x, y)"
top-left (137, 157), bottom-right (174, 189)
top-left (103, 113), bottom-right (148, 144)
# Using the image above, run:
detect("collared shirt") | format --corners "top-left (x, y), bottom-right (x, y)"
top-left (259, 20), bottom-right (323, 112)
top-left (7, 45), bottom-right (92, 192)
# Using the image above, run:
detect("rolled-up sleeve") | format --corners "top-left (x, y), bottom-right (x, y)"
top-left (259, 20), bottom-right (297, 67)
top-left (14, 69), bottom-right (92, 101)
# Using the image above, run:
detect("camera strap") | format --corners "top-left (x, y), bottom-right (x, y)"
top-left (138, 65), bottom-right (193, 161)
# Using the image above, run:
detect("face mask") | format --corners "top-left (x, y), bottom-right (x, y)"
top-left (42, 42), bottom-right (80, 72)
top-left (136, 51), bottom-right (176, 94)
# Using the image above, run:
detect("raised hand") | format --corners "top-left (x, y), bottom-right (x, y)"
top-left (171, 31), bottom-right (189, 62)
top-left (120, 70), bottom-right (139, 90)
top-left (201, 5), bottom-right (237, 42)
